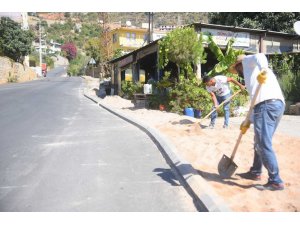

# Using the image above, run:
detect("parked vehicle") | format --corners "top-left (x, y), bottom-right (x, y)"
top-left (42, 63), bottom-right (47, 77)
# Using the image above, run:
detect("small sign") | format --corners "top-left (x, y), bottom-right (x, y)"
top-left (202, 28), bottom-right (250, 47)
top-left (89, 58), bottom-right (96, 65)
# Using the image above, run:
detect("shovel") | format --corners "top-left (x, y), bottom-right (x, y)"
top-left (191, 90), bottom-right (242, 133)
top-left (218, 82), bottom-right (263, 179)
top-left (201, 90), bottom-right (242, 121)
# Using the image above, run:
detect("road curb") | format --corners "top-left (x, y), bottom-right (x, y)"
top-left (83, 93), bottom-right (231, 212)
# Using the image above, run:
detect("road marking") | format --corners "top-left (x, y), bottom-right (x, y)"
top-left (118, 180), bottom-right (165, 184)
top-left (42, 140), bottom-right (95, 148)
top-left (80, 160), bottom-right (109, 167)
top-left (43, 142), bottom-right (70, 147)
top-left (0, 185), bottom-right (31, 189)
top-left (62, 117), bottom-right (76, 120)
top-left (80, 163), bottom-right (109, 166)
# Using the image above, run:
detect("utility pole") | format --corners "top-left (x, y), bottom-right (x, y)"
top-left (147, 12), bottom-right (154, 44)
top-left (39, 21), bottom-right (42, 77)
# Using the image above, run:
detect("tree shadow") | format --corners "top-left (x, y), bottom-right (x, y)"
top-left (171, 119), bottom-right (208, 129)
top-left (121, 107), bottom-right (141, 111)
top-left (171, 119), bottom-right (194, 125)
top-left (196, 169), bottom-right (257, 189)
top-left (153, 168), bottom-right (180, 186)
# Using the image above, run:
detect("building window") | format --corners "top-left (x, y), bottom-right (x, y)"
top-left (126, 32), bottom-right (130, 41)
top-left (113, 33), bottom-right (118, 43)
top-left (144, 33), bottom-right (148, 41)
top-left (131, 33), bottom-right (136, 40)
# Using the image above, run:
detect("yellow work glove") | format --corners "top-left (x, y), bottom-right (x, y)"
top-left (240, 120), bottom-right (251, 134)
top-left (257, 69), bottom-right (267, 84)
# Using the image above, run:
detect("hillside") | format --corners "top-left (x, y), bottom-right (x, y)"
top-left (108, 12), bottom-right (208, 27)
top-left (29, 12), bottom-right (208, 51)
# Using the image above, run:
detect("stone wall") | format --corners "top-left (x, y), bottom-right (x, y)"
top-left (0, 56), bottom-right (37, 84)
top-left (289, 103), bottom-right (300, 115)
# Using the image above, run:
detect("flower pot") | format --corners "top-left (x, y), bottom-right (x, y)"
top-left (184, 107), bottom-right (194, 117)
top-left (159, 104), bottom-right (165, 111)
top-left (194, 109), bottom-right (202, 118)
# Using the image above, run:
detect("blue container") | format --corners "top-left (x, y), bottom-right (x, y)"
top-left (194, 109), bottom-right (202, 118)
top-left (184, 107), bottom-right (194, 117)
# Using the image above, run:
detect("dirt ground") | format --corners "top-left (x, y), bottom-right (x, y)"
top-left (84, 77), bottom-right (300, 212)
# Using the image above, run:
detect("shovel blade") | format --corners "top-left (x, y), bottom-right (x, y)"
top-left (218, 154), bottom-right (238, 179)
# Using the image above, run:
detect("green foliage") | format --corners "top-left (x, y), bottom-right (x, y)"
top-left (228, 73), bottom-right (249, 115)
top-left (148, 71), bottom-right (173, 109)
top-left (206, 35), bottom-right (244, 76)
top-left (40, 20), bottom-right (48, 28)
top-left (7, 72), bottom-right (18, 83)
top-left (270, 53), bottom-right (300, 102)
top-left (208, 12), bottom-right (300, 33)
top-left (29, 51), bottom-right (55, 69)
top-left (167, 71), bottom-right (212, 115)
top-left (45, 18), bottom-right (101, 50)
top-left (112, 49), bottom-right (124, 60)
top-left (0, 17), bottom-right (34, 62)
top-left (108, 12), bottom-right (208, 28)
top-left (158, 27), bottom-right (207, 71)
top-left (120, 81), bottom-right (143, 100)
top-left (84, 38), bottom-right (101, 64)
top-left (67, 53), bottom-right (89, 76)
top-left (45, 56), bottom-right (54, 69)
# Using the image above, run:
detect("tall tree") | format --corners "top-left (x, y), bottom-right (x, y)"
top-left (208, 12), bottom-right (300, 33)
top-left (158, 26), bottom-right (207, 76)
top-left (84, 37), bottom-right (101, 64)
top-left (0, 17), bottom-right (34, 62)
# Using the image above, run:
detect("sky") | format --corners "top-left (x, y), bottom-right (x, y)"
top-left (2, 0), bottom-right (300, 12)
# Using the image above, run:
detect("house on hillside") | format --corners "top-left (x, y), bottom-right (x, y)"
top-left (109, 23), bottom-right (300, 95)
top-left (109, 22), bottom-right (175, 56)
top-left (49, 40), bottom-right (62, 54)
top-left (109, 26), bottom-right (148, 56)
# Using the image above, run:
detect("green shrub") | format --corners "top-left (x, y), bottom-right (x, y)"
top-left (67, 53), bottom-right (88, 76)
top-left (148, 71), bottom-right (173, 109)
top-left (269, 53), bottom-right (300, 103)
top-left (7, 72), bottom-right (18, 83)
top-left (120, 81), bottom-right (143, 100)
top-left (168, 75), bottom-right (212, 115)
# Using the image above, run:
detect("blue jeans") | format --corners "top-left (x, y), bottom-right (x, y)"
top-left (250, 99), bottom-right (284, 184)
top-left (210, 93), bottom-right (231, 126)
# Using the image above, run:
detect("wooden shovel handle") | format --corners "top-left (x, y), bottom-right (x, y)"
top-left (202, 89), bottom-right (242, 120)
top-left (230, 84), bottom-right (262, 160)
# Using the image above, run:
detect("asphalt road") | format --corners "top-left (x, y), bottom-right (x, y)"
top-left (0, 68), bottom-right (197, 211)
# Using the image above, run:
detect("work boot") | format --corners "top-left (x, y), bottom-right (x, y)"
top-left (255, 182), bottom-right (284, 191)
top-left (236, 171), bottom-right (261, 181)
top-left (208, 123), bottom-right (214, 129)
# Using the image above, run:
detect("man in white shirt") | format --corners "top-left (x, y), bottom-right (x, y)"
top-left (203, 75), bottom-right (245, 129)
top-left (230, 53), bottom-right (285, 191)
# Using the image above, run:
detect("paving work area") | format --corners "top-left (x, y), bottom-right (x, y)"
top-left (83, 76), bottom-right (300, 212)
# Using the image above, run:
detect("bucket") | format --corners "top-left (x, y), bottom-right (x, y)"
top-left (143, 84), bottom-right (152, 94)
top-left (184, 107), bottom-right (194, 117)
top-left (194, 109), bottom-right (202, 118)
top-left (159, 104), bottom-right (165, 111)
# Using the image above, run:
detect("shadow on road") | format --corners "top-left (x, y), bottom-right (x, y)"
top-left (153, 168), bottom-right (181, 186)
